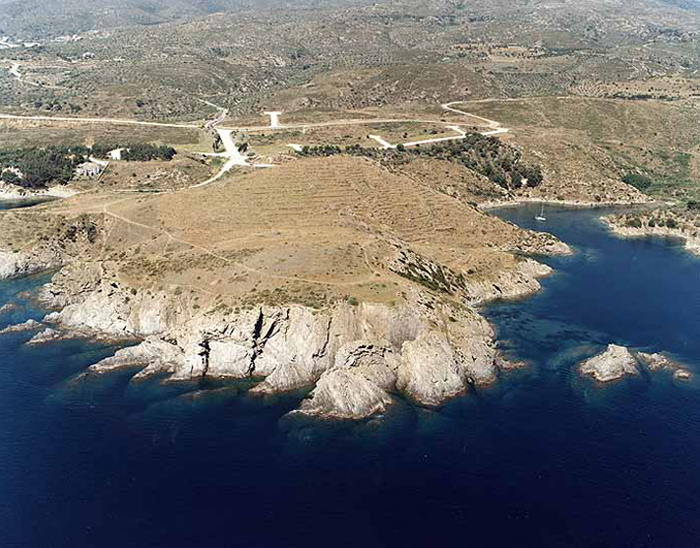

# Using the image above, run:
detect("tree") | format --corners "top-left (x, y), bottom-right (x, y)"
top-left (0, 171), bottom-right (21, 185)
top-left (622, 173), bottom-right (652, 191)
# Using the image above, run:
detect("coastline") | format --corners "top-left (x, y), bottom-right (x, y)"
top-left (601, 216), bottom-right (700, 256)
top-left (479, 196), bottom-right (655, 211)
top-left (0, 218), bottom-right (560, 420)
top-left (0, 184), bottom-right (78, 203)
top-left (0, 190), bottom-right (659, 420)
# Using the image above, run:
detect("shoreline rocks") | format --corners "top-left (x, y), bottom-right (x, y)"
top-left (579, 345), bottom-right (693, 383)
top-left (602, 214), bottom-right (700, 257)
top-left (0, 249), bottom-right (63, 280)
top-left (479, 196), bottom-right (652, 211)
top-left (33, 253), bottom-right (548, 419)
top-left (79, 295), bottom-right (502, 419)
top-left (0, 319), bottom-right (42, 335)
top-left (579, 344), bottom-right (638, 382)
top-left (0, 203), bottom-right (564, 419)
top-left (637, 351), bottom-right (692, 381)
top-left (0, 303), bottom-right (17, 316)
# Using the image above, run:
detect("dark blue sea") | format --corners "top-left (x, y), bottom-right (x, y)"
top-left (2, 204), bottom-right (700, 548)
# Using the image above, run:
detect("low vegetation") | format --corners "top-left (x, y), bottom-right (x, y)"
top-left (0, 143), bottom-right (177, 189)
top-left (92, 144), bottom-right (177, 162)
top-left (622, 173), bottom-right (653, 192)
top-left (0, 147), bottom-right (83, 188)
top-left (297, 133), bottom-right (544, 190)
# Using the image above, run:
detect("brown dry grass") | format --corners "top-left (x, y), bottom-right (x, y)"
top-left (23, 154), bottom-right (535, 307)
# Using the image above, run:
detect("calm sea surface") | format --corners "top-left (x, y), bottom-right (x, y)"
top-left (1, 203), bottom-right (700, 547)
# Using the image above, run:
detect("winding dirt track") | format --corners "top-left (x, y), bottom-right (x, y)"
top-left (6, 100), bottom-right (512, 288)
top-left (0, 100), bottom-right (508, 191)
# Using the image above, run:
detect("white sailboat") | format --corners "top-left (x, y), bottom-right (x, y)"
top-left (535, 204), bottom-right (546, 222)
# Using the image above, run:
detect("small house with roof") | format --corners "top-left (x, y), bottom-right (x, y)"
top-left (76, 162), bottom-right (103, 177)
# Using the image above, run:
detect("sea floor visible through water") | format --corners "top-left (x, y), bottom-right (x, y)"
top-left (1, 203), bottom-right (700, 547)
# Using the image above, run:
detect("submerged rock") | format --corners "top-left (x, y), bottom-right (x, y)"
top-left (0, 303), bottom-right (17, 316)
top-left (674, 369), bottom-right (692, 381)
top-left (579, 344), bottom-right (638, 382)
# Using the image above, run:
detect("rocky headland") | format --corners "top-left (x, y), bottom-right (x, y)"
top-left (32, 252), bottom-right (557, 420)
top-left (603, 208), bottom-right (700, 256)
top-left (0, 172), bottom-right (572, 420)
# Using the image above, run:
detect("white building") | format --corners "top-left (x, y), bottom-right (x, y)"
top-left (108, 148), bottom-right (124, 160)
top-left (76, 162), bottom-right (103, 177)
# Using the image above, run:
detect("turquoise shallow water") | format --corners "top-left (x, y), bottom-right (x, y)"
top-left (1, 204), bottom-right (700, 547)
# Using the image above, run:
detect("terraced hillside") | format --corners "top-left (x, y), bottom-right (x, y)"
top-left (3, 155), bottom-right (564, 311)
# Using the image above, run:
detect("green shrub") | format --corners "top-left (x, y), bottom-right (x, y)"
top-left (622, 173), bottom-right (653, 191)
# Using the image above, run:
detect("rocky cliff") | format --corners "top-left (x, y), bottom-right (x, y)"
top-left (26, 249), bottom-right (560, 420)
top-left (0, 193), bottom-right (568, 419)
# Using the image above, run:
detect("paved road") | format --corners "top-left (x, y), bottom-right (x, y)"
top-left (402, 124), bottom-right (468, 148)
top-left (369, 135), bottom-right (394, 149)
top-left (189, 129), bottom-right (249, 189)
top-left (200, 99), bottom-right (229, 130)
top-left (9, 62), bottom-right (21, 80)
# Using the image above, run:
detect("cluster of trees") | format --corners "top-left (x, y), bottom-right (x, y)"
top-left (296, 133), bottom-right (545, 190)
top-left (405, 134), bottom-right (543, 189)
top-left (0, 147), bottom-right (84, 189)
top-left (298, 145), bottom-right (343, 157)
top-left (0, 142), bottom-right (177, 189)
top-left (622, 173), bottom-right (653, 191)
top-left (92, 143), bottom-right (176, 161)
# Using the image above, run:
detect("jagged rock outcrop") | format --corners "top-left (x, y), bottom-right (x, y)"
top-left (389, 246), bottom-right (554, 305)
top-left (637, 351), bottom-right (692, 381)
top-left (603, 212), bottom-right (700, 256)
top-left (0, 249), bottom-right (61, 280)
top-left (295, 342), bottom-right (399, 419)
top-left (88, 337), bottom-right (185, 379)
top-left (0, 319), bottom-right (42, 334)
top-left (579, 346), bottom-right (694, 384)
top-left (26, 328), bottom-right (61, 345)
top-left (17, 215), bottom-right (557, 419)
top-left (579, 344), bottom-right (638, 382)
top-left (463, 258), bottom-right (553, 304)
top-left (42, 259), bottom-right (506, 418)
